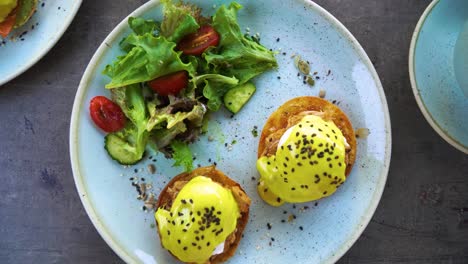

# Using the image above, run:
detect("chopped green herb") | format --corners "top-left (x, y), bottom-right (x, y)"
top-left (251, 127), bottom-right (258, 137)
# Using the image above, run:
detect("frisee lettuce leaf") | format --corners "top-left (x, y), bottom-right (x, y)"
top-left (104, 33), bottom-right (195, 89)
top-left (146, 102), bottom-right (206, 131)
top-left (170, 140), bottom-right (194, 172)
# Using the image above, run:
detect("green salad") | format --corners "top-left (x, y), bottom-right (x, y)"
top-left (89, 0), bottom-right (277, 171)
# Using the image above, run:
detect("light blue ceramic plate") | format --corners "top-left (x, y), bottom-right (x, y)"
top-left (409, 0), bottom-right (468, 154)
top-left (70, 1), bottom-right (391, 263)
top-left (0, 0), bottom-right (82, 86)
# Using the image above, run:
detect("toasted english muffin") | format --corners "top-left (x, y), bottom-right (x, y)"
top-left (155, 166), bottom-right (251, 264)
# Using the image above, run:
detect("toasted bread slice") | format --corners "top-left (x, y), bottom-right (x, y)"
top-left (258, 96), bottom-right (357, 176)
top-left (156, 166), bottom-right (251, 264)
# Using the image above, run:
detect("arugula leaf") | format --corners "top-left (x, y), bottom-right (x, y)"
top-left (170, 140), bottom-right (194, 172)
top-left (204, 2), bottom-right (277, 85)
top-left (160, 0), bottom-right (200, 43)
top-left (104, 34), bottom-right (195, 88)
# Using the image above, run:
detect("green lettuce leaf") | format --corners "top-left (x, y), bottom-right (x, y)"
top-left (129, 17), bottom-right (159, 35)
top-left (170, 140), bottom-right (194, 172)
top-left (111, 84), bottom-right (147, 125)
top-left (160, 0), bottom-right (200, 43)
top-left (104, 34), bottom-right (195, 89)
top-left (204, 2), bottom-right (277, 84)
top-left (192, 74), bottom-right (239, 111)
top-left (106, 85), bottom-right (149, 164)
top-left (120, 17), bottom-right (160, 52)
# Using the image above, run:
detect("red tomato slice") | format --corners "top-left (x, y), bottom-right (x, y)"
top-left (89, 96), bottom-right (126, 133)
top-left (148, 71), bottom-right (188, 96)
top-left (177, 25), bottom-right (220, 56)
top-left (0, 9), bottom-right (17, 38)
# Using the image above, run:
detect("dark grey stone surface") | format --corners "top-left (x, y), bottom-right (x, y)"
top-left (1, 0), bottom-right (467, 263)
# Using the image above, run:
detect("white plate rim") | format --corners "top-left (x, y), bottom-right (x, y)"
top-left (69, 0), bottom-right (392, 263)
top-left (408, 0), bottom-right (468, 154)
top-left (0, 0), bottom-right (83, 86)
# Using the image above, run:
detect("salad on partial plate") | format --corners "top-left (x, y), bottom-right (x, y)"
top-left (89, 0), bottom-right (278, 171)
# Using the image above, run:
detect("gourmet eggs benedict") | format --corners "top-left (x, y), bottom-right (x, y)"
top-left (155, 166), bottom-right (250, 264)
top-left (256, 96), bottom-right (357, 206)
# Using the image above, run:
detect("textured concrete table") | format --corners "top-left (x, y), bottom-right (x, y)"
top-left (1, 0), bottom-right (467, 263)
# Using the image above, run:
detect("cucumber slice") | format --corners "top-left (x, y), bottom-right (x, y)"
top-left (223, 82), bottom-right (256, 114)
top-left (104, 133), bottom-right (143, 165)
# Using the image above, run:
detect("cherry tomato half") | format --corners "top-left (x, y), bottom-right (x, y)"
top-left (89, 96), bottom-right (126, 133)
top-left (177, 25), bottom-right (220, 56)
top-left (148, 71), bottom-right (188, 96)
top-left (0, 9), bottom-right (17, 38)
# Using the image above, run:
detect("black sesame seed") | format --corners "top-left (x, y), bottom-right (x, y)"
top-left (299, 226), bottom-right (304, 231)
top-left (267, 223), bottom-right (272, 230)
top-left (183, 229), bottom-right (187, 232)
top-left (181, 199), bottom-right (187, 204)
top-left (323, 191), bottom-right (328, 195)
top-left (198, 246), bottom-right (202, 250)
top-left (183, 247), bottom-right (188, 250)
top-left (281, 219), bottom-right (286, 223)
top-left (192, 242), bottom-right (197, 246)
top-left (178, 239), bottom-right (181, 244)
top-left (276, 197), bottom-right (282, 203)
